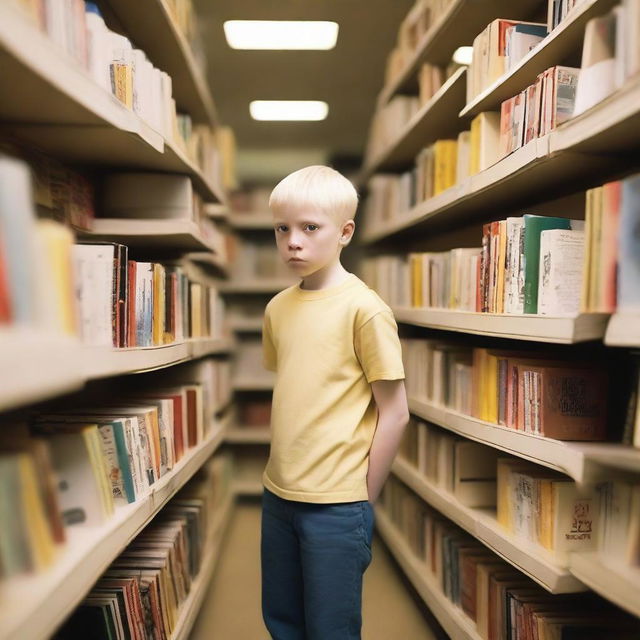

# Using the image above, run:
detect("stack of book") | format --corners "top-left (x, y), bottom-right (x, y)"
top-left (499, 66), bottom-right (579, 159)
top-left (228, 235), bottom-right (293, 282)
top-left (402, 338), bottom-right (610, 440)
top-left (382, 0), bottom-right (453, 91)
top-left (380, 476), bottom-right (640, 638)
top-left (497, 458), bottom-right (597, 562)
top-left (399, 417), bottom-right (500, 507)
top-left (54, 452), bottom-right (232, 639)
top-left (547, 0), bottom-right (589, 31)
top-left (467, 19), bottom-right (548, 102)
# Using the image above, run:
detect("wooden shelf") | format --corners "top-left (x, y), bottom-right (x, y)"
top-left (106, 0), bottom-right (218, 127)
top-left (228, 215), bottom-right (274, 230)
top-left (226, 427), bottom-right (271, 444)
top-left (0, 329), bottom-right (85, 413)
top-left (220, 280), bottom-right (296, 294)
top-left (394, 307), bottom-right (609, 343)
top-left (377, 0), bottom-right (541, 106)
top-left (392, 458), bottom-right (585, 594)
top-left (229, 317), bottom-right (264, 333)
top-left (0, 425), bottom-right (226, 640)
top-left (204, 204), bottom-right (228, 221)
top-left (374, 508), bottom-right (482, 640)
top-left (84, 219), bottom-right (216, 252)
top-left (408, 396), bottom-right (640, 483)
top-left (361, 68), bottom-right (467, 183)
top-left (185, 252), bottom-right (230, 278)
top-left (188, 336), bottom-right (235, 360)
top-left (604, 313), bottom-right (640, 347)
top-left (171, 493), bottom-right (233, 640)
top-left (0, 2), bottom-right (223, 204)
top-left (360, 135), bottom-right (611, 245)
top-left (232, 480), bottom-right (264, 496)
top-left (460, 0), bottom-right (619, 118)
top-left (233, 378), bottom-right (275, 392)
top-left (569, 553), bottom-right (640, 619)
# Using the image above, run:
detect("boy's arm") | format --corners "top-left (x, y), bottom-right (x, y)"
top-left (366, 379), bottom-right (410, 503)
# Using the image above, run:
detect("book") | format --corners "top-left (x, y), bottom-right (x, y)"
top-left (522, 215), bottom-right (572, 314)
top-left (617, 174), bottom-right (640, 311)
top-left (469, 112), bottom-right (500, 174)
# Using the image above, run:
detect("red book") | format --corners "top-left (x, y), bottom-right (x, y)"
top-left (186, 388), bottom-right (198, 448)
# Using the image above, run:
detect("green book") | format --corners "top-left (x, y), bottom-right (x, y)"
top-left (523, 215), bottom-right (572, 313)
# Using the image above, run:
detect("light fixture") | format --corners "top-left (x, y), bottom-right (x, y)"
top-left (223, 20), bottom-right (339, 50)
top-left (452, 46), bottom-right (473, 66)
top-left (250, 101), bottom-right (329, 121)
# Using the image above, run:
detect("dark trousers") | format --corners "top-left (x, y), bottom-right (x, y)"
top-left (261, 488), bottom-right (375, 640)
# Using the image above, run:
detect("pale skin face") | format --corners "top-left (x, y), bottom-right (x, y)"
top-left (272, 204), bottom-right (356, 290)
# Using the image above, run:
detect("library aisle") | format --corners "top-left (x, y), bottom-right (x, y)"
top-left (190, 501), bottom-right (440, 640)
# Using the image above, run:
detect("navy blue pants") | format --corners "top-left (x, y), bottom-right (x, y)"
top-left (261, 488), bottom-right (375, 640)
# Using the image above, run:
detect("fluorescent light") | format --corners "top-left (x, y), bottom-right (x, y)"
top-left (224, 21), bottom-right (339, 50)
top-left (250, 101), bottom-right (329, 121)
top-left (452, 46), bottom-right (473, 65)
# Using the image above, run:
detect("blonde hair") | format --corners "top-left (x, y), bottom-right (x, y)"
top-left (269, 165), bottom-right (358, 224)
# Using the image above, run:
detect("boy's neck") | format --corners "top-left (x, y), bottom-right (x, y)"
top-left (300, 261), bottom-right (352, 291)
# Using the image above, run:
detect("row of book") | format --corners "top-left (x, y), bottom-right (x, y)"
top-left (227, 235), bottom-right (293, 283)
top-left (55, 452), bottom-right (232, 640)
top-left (382, 0), bottom-right (452, 90)
top-left (237, 398), bottom-right (272, 428)
top-left (15, 0), bottom-right (230, 192)
top-left (0, 155), bottom-right (228, 346)
top-left (399, 418), bottom-right (601, 564)
top-left (380, 476), bottom-right (640, 639)
top-left (364, 172), bottom-right (640, 317)
top-left (402, 338), bottom-right (611, 441)
top-left (0, 359), bottom-right (231, 582)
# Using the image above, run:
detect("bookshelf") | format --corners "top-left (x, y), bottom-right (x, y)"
top-left (374, 508), bottom-right (483, 640)
top-left (226, 427), bottom-right (271, 444)
top-left (233, 377), bottom-right (275, 392)
top-left (0, 2), bottom-right (225, 204)
top-left (361, 67), bottom-right (467, 182)
top-left (229, 317), bottom-right (264, 333)
top-left (393, 307), bottom-right (609, 343)
top-left (84, 219), bottom-right (218, 252)
top-left (0, 422), bottom-right (227, 640)
top-left (378, 0), bottom-right (541, 106)
top-left (105, 0), bottom-right (218, 127)
top-left (170, 493), bottom-right (233, 640)
top-left (569, 553), bottom-right (640, 618)
top-left (229, 214), bottom-right (274, 230)
top-left (219, 279), bottom-right (296, 294)
top-left (232, 479), bottom-right (265, 497)
top-left (605, 313), bottom-right (640, 346)
top-left (408, 396), bottom-right (640, 483)
top-left (392, 457), bottom-right (585, 593)
top-left (459, 0), bottom-right (620, 118)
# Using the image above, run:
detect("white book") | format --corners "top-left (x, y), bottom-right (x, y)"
top-left (135, 262), bottom-right (154, 347)
top-left (160, 71), bottom-right (174, 140)
top-left (85, 6), bottom-right (112, 92)
top-left (455, 130), bottom-right (471, 184)
top-left (504, 217), bottom-right (524, 314)
top-left (552, 482), bottom-right (597, 563)
top-left (538, 229), bottom-right (584, 316)
top-left (72, 244), bottom-right (115, 346)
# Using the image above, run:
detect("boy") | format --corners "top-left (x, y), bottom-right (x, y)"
top-left (261, 165), bottom-right (409, 639)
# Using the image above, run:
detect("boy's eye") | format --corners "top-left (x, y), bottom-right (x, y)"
top-left (306, 224), bottom-right (318, 231)
top-left (276, 225), bottom-right (288, 232)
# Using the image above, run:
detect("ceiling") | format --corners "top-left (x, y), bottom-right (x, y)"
top-left (193, 0), bottom-right (414, 183)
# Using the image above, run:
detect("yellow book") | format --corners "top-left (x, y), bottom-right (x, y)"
top-left (538, 479), bottom-right (553, 550)
top-left (19, 453), bottom-right (56, 570)
top-left (111, 61), bottom-right (133, 109)
top-left (190, 282), bottom-right (203, 337)
top-left (496, 458), bottom-right (511, 529)
top-left (153, 264), bottom-right (166, 346)
top-left (470, 112), bottom-right (501, 175)
top-left (589, 186), bottom-right (604, 311)
top-left (496, 220), bottom-right (507, 313)
top-left (35, 219), bottom-right (76, 335)
top-left (580, 189), bottom-right (593, 312)
top-left (433, 140), bottom-right (458, 195)
top-left (485, 352), bottom-right (499, 423)
top-left (410, 254), bottom-right (423, 307)
top-left (81, 425), bottom-right (114, 518)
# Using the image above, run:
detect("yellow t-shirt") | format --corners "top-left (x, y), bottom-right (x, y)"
top-left (261, 273), bottom-right (405, 503)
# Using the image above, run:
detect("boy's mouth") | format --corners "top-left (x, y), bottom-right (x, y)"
top-left (288, 257), bottom-right (304, 262)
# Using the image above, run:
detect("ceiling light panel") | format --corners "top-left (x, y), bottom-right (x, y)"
top-left (224, 21), bottom-right (339, 50)
top-left (250, 101), bottom-right (329, 121)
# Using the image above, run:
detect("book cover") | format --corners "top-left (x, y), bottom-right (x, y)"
top-left (523, 215), bottom-right (572, 313)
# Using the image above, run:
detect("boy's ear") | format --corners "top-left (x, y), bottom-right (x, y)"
top-left (340, 219), bottom-right (355, 244)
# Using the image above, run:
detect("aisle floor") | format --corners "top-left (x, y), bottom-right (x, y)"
top-left (190, 500), bottom-right (440, 640)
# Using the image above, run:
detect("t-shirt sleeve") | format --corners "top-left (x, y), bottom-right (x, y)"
top-left (354, 310), bottom-right (405, 383)
top-left (262, 310), bottom-right (277, 372)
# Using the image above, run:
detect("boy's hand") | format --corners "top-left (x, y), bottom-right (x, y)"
top-left (366, 379), bottom-right (410, 503)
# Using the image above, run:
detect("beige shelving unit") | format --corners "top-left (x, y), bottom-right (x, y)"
top-left (0, 2), bottom-right (236, 638)
top-left (362, 0), bottom-right (640, 635)
top-left (226, 427), bottom-right (271, 444)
